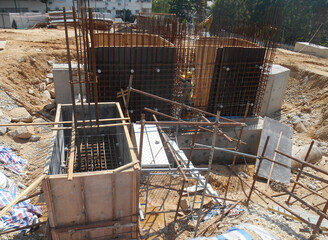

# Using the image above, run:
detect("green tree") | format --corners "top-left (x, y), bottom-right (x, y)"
top-left (209, 0), bottom-right (249, 35)
top-left (169, 0), bottom-right (197, 22)
top-left (195, 0), bottom-right (207, 24)
top-left (152, 0), bottom-right (170, 13)
top-left (122, 9), bottom-right (136, 23)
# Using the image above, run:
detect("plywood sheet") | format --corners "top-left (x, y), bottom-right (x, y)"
top-left (133, 124), bottom-right (169, 168)
top-left (207, 47), bottom-right (266, 116)
top-left (255, 117), bottom-right (292, 185)
top-left (45, 169), bottom-right (138, 239)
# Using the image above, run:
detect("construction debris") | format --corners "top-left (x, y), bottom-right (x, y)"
top-left (0, 41), bottom-right (5, 51)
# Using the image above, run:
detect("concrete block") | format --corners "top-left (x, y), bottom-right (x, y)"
top-left (53, 64), bottom-right (84, 104)
top-left (177, 117), bottom-right (263, 164)
top-left (259, 64), bottom-right (290, 117)
top-left (255, 117), bottom-right (293, 185)
top-left (294, 42), bottom-right (328, 58)
top-left (0, 41), bottom-right (6, 50)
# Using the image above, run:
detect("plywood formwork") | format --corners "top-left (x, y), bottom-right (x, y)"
top-left (192, 37), bottom-right (266, 116)
top-left (43, 102), bottom-right (139, 240)
top-left (93, 33), bottom-right (174, 47)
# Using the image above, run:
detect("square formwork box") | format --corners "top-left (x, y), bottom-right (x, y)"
top-left (43, 102), bottom-right (139, 240)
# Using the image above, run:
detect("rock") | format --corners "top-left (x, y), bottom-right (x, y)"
top-left (30, 135), bottom-right (41, 142)
top-left (9, 126), bottom-right (34, 139)
top-left (307, 183), bottom-right (316, 191)
top-left (8, 107), bottom-right (32, 123)
top-left (29, 57), bottom-right (36, 64)
top-left (28, 88), bottom-right (34, 95)
top-left (49, 89), bottom-right (55, 99)
top-left (44, 103), bottom-right (56, 111)
top-left (44, 78), bottom-right (53, 84)
top-left (291, 116), bottom-right (301, 124)
top-left (0, 110), bottom-right (11, 135)
top-left (0, 40), bottom-right (6, 50)
top-left (301, 107), bottom-right (312, 113)
top-left (292, 144), bottom-right (323, 169)
top-left (294, 122), bottom-right (307, 133)
top-left (46, 73), bottom-right (53, 79)
top-left (32, 78), bottom-right (40, 85)
top-left (42, 90), bottom-right (51, 100)
top-left (40, 83), bottom-right (46, 92)
top-left (17, 57), bottom-right (25, 63)
top-left (315, 126), bottom-right (328, 141)
top-left (47, 60), bottom-right (54, 66)
top-left (18, 183), bottom-right (27, 189)
top-left (180, 199), bottom-right (189, 209)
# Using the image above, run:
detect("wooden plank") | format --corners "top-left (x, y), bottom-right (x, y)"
top-left (67, 114), bottom-right (76, 181)
top-left (255, 117), bottom-right (293, 184)
top-left (84, 174), bottom-right (113, 239)
top-left (266, 131), bottom-right (283, 189)
top-left (0, 174), bottom-right (46, 218)
top-left (133, 124), bottom-right (170, 168)
top-left (114, 171), bottom-right (134, 238)
top-left (48, 170), bottom-right (138, 239)
top-left (192, 41), bottom-right (220, 108)
top-left (116, 102), bottom-right (138, 167)
top-left (49, 177), bottom-right (85, 227)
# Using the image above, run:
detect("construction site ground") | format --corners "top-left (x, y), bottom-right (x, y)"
top-left (0, 28), bottom-right (327, 240)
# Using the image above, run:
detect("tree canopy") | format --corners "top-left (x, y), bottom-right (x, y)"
top-left (209, 0), bottom-right (328, 46)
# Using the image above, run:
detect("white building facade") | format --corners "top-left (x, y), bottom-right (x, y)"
top-left (0, 0), bottom-right (152, 19)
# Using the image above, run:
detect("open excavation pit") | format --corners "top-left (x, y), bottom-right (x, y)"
top-left (38, 5), bottom-right (328, 240)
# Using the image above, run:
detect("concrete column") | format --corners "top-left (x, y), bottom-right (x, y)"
top-left (259, 64), bottom-right (290, 117)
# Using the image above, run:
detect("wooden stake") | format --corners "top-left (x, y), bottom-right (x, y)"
top-left (67, 115), bottom-right (76, 181)
top-left (266, 131), bottom-right (282, 190)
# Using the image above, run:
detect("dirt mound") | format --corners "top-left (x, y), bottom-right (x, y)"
top-left (0, 28), bottom-right (75, 117)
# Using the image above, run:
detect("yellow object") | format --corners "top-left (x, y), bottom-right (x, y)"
top-left (195, 15), bottom-right (213, 34)
top-left (180, 71), bottom-right (193, 79)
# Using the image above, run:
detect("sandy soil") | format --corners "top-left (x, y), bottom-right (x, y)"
top-left (0, 29), bottom-right (327, 239)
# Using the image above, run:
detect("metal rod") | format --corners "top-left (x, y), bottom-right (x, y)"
top-left (286, 141), bottom-right (314, 204)
top-left (138, 114), bottom-right (145, 164)
top-left (224, 102), bottom-right (249, 203)
top-left (281, 187), bottom-right (328, 220)
top-left (144, 107), bottom-right (240, 144)
top-left (195, 143), bottom-right (259, 159)
top-left (52, 123), bottom-right (130, 130)
top-left (193, 111), bottom-right (220, 237)
top-left (0, 118), bottom-right (130, 127)
top-left (247, 136), bottom-right (270, 205)
top-left (128, 87), bottom-right (242, 124)
top-left (266, 131), bottom-right (283, 190)
top-left (125, 74), bottom-right (133, 117)
top-left (153, 115), bottom-right (188, 182)
top-left (135, 121), bottom-right (243, 126)
top-left (314, 200), bottom-right (328, 235)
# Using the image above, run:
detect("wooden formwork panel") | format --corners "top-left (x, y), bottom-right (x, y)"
top-left (43, 169), bottom-right (139, 240)
top-left (93, 33), bottom-right (173, 47)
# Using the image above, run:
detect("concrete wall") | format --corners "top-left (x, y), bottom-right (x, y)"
top-left (0, 12), bottom-right (48, 29)
top-left (0, 0), bottom-right (46, 13)
top-left (177, 117), bottom-right (263, 165)
top-left (294, 42), bottom-right (328, 58)
top-left (259, 64), bottom-right (290, 117)
top-left (53, 64), bottom-right (84, 105)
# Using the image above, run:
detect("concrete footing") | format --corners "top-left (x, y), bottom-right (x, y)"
top-left (177, 117), bottom-right (263, 165)
top-left (259, 64), bottom-right (290, 117)
top-left (53, 64), bottom-right (84, 104)
top-left (294, 42), bottom-right (328, 58)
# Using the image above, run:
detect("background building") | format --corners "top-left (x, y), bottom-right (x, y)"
top-left (0, 0), bottom-right (152, 19)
